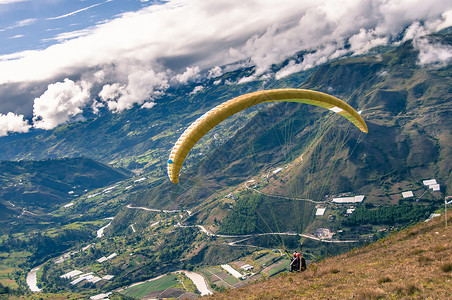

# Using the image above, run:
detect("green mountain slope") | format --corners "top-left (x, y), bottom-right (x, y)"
top-left (118, 36), bottom-right (450, 238)
top-left (0, 157), bottom-right (130, 211)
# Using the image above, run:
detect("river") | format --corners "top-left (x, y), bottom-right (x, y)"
top-left (26, 265), bottom-right (42, 292)
top-left (182, 271), bottom-right (213, 296)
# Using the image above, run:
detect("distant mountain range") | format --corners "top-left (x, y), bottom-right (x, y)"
top-left (0, 31), bottom-right (450, 298)
top-left (0, 157), bottom-right (130, 222)
top-left (122, 33), bottom-right (451, 210)
top-left (1, 32), bottom-right (450, 234)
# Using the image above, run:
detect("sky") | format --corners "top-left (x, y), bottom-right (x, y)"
top-left (0, 0), bottom-right (451, 137)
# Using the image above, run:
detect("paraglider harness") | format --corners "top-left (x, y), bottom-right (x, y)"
top-left (286, 245), bottom-right (306, 272)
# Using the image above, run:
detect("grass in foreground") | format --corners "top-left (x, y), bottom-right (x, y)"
top-left (208, 215), bottom-right (452, 299)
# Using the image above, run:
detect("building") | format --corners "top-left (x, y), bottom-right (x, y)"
top-left (221, 264), bottom-right (243, 279)
top-left (315, 208), bottom-right (326, 216)
top-left (241, 264), bottom-right (254, 271)
top-left (272, 168), bottom-right (282, 175)
top-left (332, 195), bottom-right (365, 203)
top-left (402, 191), bottom-right (414, 198)
top-left (423, 179), bottom-right (440, 191)
top-left (423, 179), bottom-right (437, 186)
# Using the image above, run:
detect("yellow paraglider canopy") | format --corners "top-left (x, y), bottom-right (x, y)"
top-left (167, 88), bottom-right (367, 183)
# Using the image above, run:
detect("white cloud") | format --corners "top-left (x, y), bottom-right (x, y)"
top-left (98, 69), bottom-right (169, 113)
top-left (33, 79), bottom-right (91, 129)
top-left (15, 18), bottom-right (36, 27)
top-left (0, 17), bottom-right (36, 32)
top-left (1, 1), bottom-right (451, 83)
top-left (175, 67), bottom-right (201, 84)
top-left (190, 85), bottom-right (204, 94)
top-left (1, 1), bottom-right (450, 86)
top-left (437, 10), bottom-right (452, 31)
top-left (42, 28), bottom-right (92, 43)
top-left (0, 0), bottom-right (451, 133)
top-left (238, 75), bottom-right (257, 84)
top-left (403, 22), bottom-right (430, 42)
top-left (275, 60), bottom-right (303, 80)
top-left (415, 38), bottom-right (452, 67)
top-left (0, 112), bottom-right (30, 136)
top-left (404, 21), bottom-right (452, 67)
top-left (0, 0), bottom-right (28, 4)
top-left (207, 66), bottom-right (222, 79)
top-left (141, 102), bottom-right (156, 109)
top-left (8, 34), bottom-right (24, 39)
top-left (348, 28), bottom-right (388, 55)
top-left (46, 0), bottom-right (113, 20)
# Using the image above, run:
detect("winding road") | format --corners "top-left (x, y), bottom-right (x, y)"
top-left (128, 204), bottom-right (358, 243)
top-left (177, 223), bottom-right (358, 243)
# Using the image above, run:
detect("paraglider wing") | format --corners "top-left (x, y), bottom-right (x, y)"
top-left (167, 88), bottom-right (367, 183)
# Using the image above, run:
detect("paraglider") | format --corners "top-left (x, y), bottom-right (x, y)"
top-left (168, 88), bottom-right (367, 184)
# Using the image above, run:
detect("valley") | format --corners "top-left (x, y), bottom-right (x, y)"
top-left (0, 31), bottom-right (451, 299)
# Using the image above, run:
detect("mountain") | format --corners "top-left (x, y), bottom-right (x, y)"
top-left (0, 32), bottom-right (450, 298)
top-left (0, 157), bottom-right (130, 212)
top-left (116, 34), bottom-right (450, 239)
top-left (0, 67), bottom-right (313, 176)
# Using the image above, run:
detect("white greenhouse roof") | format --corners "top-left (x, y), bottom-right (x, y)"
top-left (272, 167), bottom-right (283, 174)
top-left (70, 277), bottom-right (86, 285)
top-left (107, 253), bottom-right (117, 260)
top-left (221, 264), bottom-right (243, 279)
top-left (60, 270), bottom-right (82, 279)
top-left (316, 208), bottom-right (326, 216)
top-left (91, 293), bottom-right (111, 300)
top-left (332, 195), bottom-right (365, 203)
top-left (88, 276), bottom-right (102, 284)
top-left (97, 257), bottom-right (108, 263)
top-left (423, 179), bottom-right (437, 186)
top-left (402, 191), bottom-right (414, 198)
top-left (430, 184), bottom-right (440, 191)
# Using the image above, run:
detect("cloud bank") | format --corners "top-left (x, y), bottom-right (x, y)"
top-left (0, 0), bottom-right (451, 136)
top-left (0, 112), bottom-right (30, 136)
top-left (32, 79), bottom-right (91, 130)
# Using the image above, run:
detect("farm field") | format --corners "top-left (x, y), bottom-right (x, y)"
top-left (120, 274), bottom-right (180, 299)
top-left (264, 260), bottom-right (288, 276)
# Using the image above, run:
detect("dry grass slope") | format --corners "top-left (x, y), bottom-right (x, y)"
top-left (208, 214), bottom-right (452, 299)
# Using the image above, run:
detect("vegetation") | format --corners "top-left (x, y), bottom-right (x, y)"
top-left (0, 229), bottom-right (94, 266)
top-left (0, 282), bottom-right (22, 297)
top-left (207, 214), bottom-right (452, 299)
top-left (0, 32), bottom-right (450, 298)
top-left (343, 203), bottom-right (437, 226)
top-left (0, 157), bottom-right (130, 222)
top-left (120, 274), bottom-right (180, 299)
top-left (218, 191), bottom-right (315, 235)
top-left (219, 194), bottom-right (259, 234)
